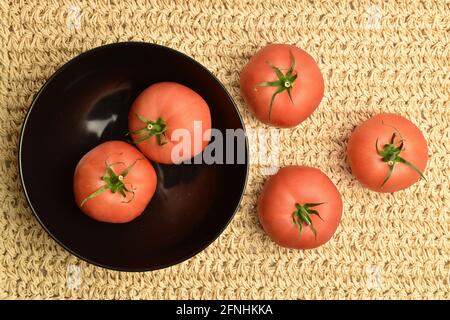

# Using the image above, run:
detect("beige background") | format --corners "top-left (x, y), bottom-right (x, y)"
top-left (1, 0), bottom-right (449, 299)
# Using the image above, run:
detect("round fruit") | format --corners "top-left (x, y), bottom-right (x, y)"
top-left (240, 43), bottom-right (324, 127)
top-left (128, 82), bottom-right (211, 164)
top-left (73, 141), bottom-right (157, 223)
top-left (258, 166), bottom-right (342, 249)
top-left (347, 113), bottom-right (428, 193)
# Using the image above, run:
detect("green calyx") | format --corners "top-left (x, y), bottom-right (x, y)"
top-left (376, 132), bottom-right (425, 188)
top-left (255, 50), bottom-right (298, 119)
top-left (292, 202), bottom-right (324, 239)
top-left (132, 114), bottom-right (168, 146)
top-left (80, 156), bottom-right (141, 207)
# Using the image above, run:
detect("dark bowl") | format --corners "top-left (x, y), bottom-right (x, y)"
top-left (19, 42), bottom-right (248, 271)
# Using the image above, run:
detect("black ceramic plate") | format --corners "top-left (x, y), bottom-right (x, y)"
top-left (19, 42), bottom-right (248, 271)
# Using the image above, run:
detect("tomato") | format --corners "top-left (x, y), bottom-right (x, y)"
top-left (258, 166), bottom-right (342, 249)
top-left (73, 141), bottom-right (157, 223)
top-left (347, 113), bottom-right (428, 193)
top-left (128, 82), bottom-right (211, 164)
top-left (240, 44), bottom-right (324, 128)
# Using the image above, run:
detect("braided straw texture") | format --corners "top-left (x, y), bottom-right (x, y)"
top-left (1, 0), bottom-right (449, 299)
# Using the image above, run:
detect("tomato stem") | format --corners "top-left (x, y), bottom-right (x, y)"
top-left (376, 132), bottom-right (425, 188)
top-left (132, 114), bottom-right (168, 145)
top-left (292, 202), bottom-right (324, 239)
top-left (80, 156), bottom-right (141, 207)
top-left (254, 50), bottom-right (298, 119)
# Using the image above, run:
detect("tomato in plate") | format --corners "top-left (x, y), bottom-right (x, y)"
top-left (347, 113), bottom-right (427, 193)
top-left (258, 166), bottom-right (342, 249)
top-left (240, 44), bottom-right (324, 128)
top-left (73, 141), bottom-right (157, 223)
top-left (128, 82), bottom-right (211, 164)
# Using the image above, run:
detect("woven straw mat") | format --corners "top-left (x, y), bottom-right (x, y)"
top-left (1, 0), bottom-right (449, 299)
